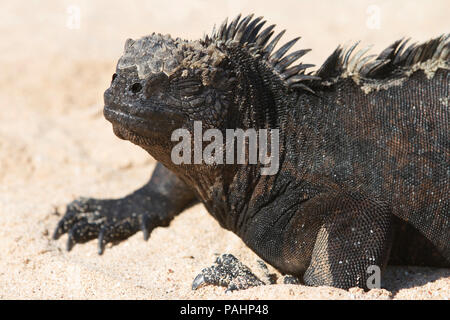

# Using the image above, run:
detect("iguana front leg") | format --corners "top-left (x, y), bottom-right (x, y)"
top-left (301, 192), bottom-right (393, 289)
top-left (53, 162), bottom-right (198, 254)
top-left (241, 190), bottom-right (393, 290)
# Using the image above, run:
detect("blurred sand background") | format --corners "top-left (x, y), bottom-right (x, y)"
top-left (0, 0), bottom-right (449, 299)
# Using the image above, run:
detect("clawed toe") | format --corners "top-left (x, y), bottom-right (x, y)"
top-left (192, 254), bottom-right (265, 292)
top-left (53, 197), bottom-right (144, 254)
top-left (283, 275), bottom-right (301, 284)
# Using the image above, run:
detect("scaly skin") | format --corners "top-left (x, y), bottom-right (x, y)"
top-left (54, 14), bottom-right (449, 290)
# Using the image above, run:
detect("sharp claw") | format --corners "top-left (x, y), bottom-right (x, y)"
top-left (141, 215), bottom-right (152, 241)
top-left (142, 228), bottom-right (149, 241)
top-left (53, 224), bottom-right (62, 240)
top-left (98, 229), bottom-right (105, 255)
top-left (141, 215), bottom-right (149, 241)
top-left (66, 231), bottom-right (75, 252)
top-left (192, 274), bottom-right (206, 290)
top-left (225, 283), bottom-right (238, 293)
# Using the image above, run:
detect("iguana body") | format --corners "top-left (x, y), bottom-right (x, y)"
top-left (53, 14), bottom-right (450, 290)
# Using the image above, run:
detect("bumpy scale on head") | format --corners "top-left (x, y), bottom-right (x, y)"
top-left (116, 14), bottom-right (318, 95)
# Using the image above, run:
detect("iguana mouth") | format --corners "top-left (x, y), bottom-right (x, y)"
top-left (103, 106), bottom-right (147, 125)
top-left (103, 105), bottom-right (184, 141)
top-left (111, 122), bottom-right (153, 147)
top-left (103, 106), bottom-right (147, 142)
top-left (104, 106), bottom-right (149, 133)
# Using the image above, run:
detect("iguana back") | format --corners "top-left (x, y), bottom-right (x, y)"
top-left (288, 66), bottom-right (449, 261)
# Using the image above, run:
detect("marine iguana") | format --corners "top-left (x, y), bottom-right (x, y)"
top-left (53, 14), bottom-right (450, 290)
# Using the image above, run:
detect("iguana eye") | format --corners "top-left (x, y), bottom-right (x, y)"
top-left (130, 82), bottom-right (142, 93)
top-left (111, 73), bottom-right (118, 83)
top-left (177, 81), bottom-right (203, 97)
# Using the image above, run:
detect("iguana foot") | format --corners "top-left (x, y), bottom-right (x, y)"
top-left (192, 254), bottom-right (266, 292)
top-left (53, 195), bottom-right (159, 254)
top-left (283, 275), bottom-right (301, 284)
top-left (53, 164), bottom-right (198, 255)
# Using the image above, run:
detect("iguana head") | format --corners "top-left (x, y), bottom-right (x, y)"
top-left (103, 14), bottom-right (316, 161)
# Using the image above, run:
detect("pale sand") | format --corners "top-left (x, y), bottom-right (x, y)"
top-left (0, 0), bottom-right (448, 299)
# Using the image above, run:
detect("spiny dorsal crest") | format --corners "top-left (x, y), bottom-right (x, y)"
top-left (203, 13), bottom-right (319, 93)
top-left (316, 34), bottom-right (450, 83)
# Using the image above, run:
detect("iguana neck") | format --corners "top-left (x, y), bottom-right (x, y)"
top-left (171, 88), bottom-right (299, 232)
top-left (143, 65), bottom-right (302, 231)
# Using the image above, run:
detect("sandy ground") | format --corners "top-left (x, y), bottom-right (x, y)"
top-left (0, 0), bottom-right (449, 299)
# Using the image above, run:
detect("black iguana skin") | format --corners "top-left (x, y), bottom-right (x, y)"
top-left (53, 14), bottom-right (450, 290)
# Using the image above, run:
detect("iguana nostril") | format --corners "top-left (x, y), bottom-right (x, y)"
top-left (130, 82), bottom-right (142, 93)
